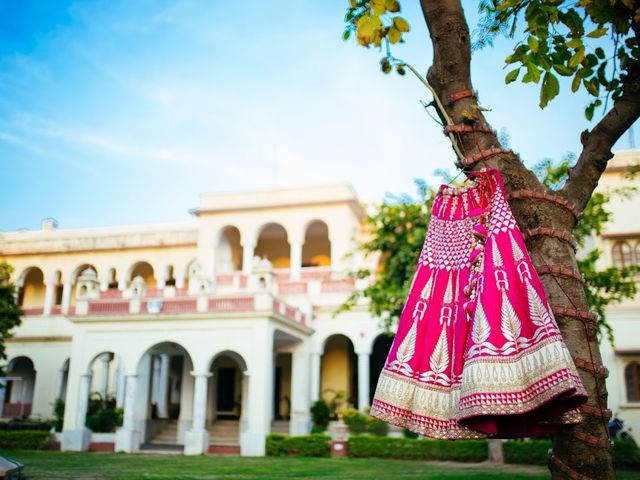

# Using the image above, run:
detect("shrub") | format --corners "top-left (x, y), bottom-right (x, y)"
top-left (310, 424), bottom-right (326, 434)
top-left (266, 433), bottom-right (331, 457)
top-left (613, 440), bottom-right (640, 471)
top-left (340, 408), bottom-right (389, 436)
top-left (503, 439), bottom-right (551, 466)
top-left (348, 435), bottom-right (488, 462)
top-left (403, 428), bottom-right (419, 439)
top-left (86, 407), bottom-right (123, 433)
top-left (503, 438), bottom-right (640, 470)
top-left (53, 398), bottom-right (65, 432)
top-left (0, 430), bottom-right (53, 450)
top-left (0, 420), bottom-right (52, 431)
top-left (310, 399), bottom-right (330, 431)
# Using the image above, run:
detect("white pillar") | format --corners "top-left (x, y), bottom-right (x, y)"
top-left (0, 380), bottom-right (5, 417)
top-left (242, 243), bottom-right (255, 276)
top-left (357, 352), bottom-right (371, 411)
top-left (43, 281), bottom-right (55, 315)
top-left (61, 374), bottom-right (92, 451)
top-left (290, 344), bottom-right (311, 435)
top-left (310, 352), bottom-right (321, 402)
top-left (61, 282), bottom-right (73, 315)
top-left (151, 356), bottom-right (161, 411)
top-left (115, 360), bottom-right (126, 408)
top-left (240, 371), bottom-right (249, 433)
top-left (290, 239), bottom-right (303, 280)
top-left (115, 375), bottom-right (141, 452)
top-left (184, 372), bottom-right (211, 455)
top-left (75, 375), bottom-right (91, 428)
top-left (157, 354), bottom-right (170, 418)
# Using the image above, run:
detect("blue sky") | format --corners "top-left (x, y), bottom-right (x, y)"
top-left (0, 0), bottom-right (638, 231)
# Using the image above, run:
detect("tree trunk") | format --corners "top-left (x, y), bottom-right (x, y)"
top-left (417, 1), bottom-right (626, 478)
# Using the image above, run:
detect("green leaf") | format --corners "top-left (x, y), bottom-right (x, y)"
top-left (505, 67), bottom-right (520, 84)
top-left (343, 29), bottom-right (351, 41)
top-left (586, 27), bottom-right (608, 39)
top-left (552, 64), bottom-right (573, 76)
top-left (540, 72), bottom-right (560, 108)
top-left (528, 35), bottom-right (539, 53)
top-left (568, 48), bottom-right (585, 68)
top-left (526, 62), bottom-right (541, 83)
top-left (583, 78), bottom-right (600, 96)
top-left (571, 73), bottom-right (581, 92)
top-left (566, 38), bottom-right (582, 49)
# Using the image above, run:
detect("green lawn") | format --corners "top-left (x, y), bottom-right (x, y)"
top-left (2, 450), bottom-right (639, 480)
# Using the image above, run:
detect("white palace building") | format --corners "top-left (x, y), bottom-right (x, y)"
top-left (1, 151), bottom-right (639, 455)
top-left (0, 184), bottom-right (392, 456)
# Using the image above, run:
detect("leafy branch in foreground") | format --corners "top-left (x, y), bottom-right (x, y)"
top-left (476, 0), bottom-right (640, 117)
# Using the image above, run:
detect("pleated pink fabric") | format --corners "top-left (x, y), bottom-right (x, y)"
top-left (370, 169), bottom-right (587, 439)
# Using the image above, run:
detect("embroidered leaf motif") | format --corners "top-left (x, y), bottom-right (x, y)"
top-left (420, 271), bottom-right (435, 300)
top-left (430, 326), bottom-right (449, 374)
top-left (472, 300), bottom-right (491, 345)
top-left (500, 290), bottom-right (522, 343)
top-left (443, 273), bottom-right (453, 304)
top-left (492, 239), bottom-right (504, 268)
top-left (396, 320), bottom-right (417, 364)
top-left (509, 231), bottom-right (525, 262)
top-left (526, 278), bottom-right (555, 330)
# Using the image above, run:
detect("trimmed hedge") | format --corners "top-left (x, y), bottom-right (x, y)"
top-left (504, 439), bottom-right (640, 470)
top-left (0, 430), bottom-right (53, 450)
top-left (266, 433), bottom-right (331, 457)
top-left (0, 420), bottom-right (52, 431)
top-left (503, 439), bottom-right (551, 466)
top-left (614, 440), bottom-right (640, 471)
top-left (347, 435), bottom-right (488, 462)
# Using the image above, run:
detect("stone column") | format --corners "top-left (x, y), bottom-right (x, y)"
top-left (290, 239), bottom-right (303, 280)
top-left (43, 281), bottom-right (56, 315)
top-left (242, 243), bottom-right (255, 276)
top-left (157, 354), bottom-right (170, 418)
top-left (357, 352), bottom-right (371, 411)
top-left (150, 356), bottom-right (161, 411)
top-left (184, 372), bottom-right (212, 455)
top-left (61, 374), bottom-right (91, 451)
top-left (115, 360), bottom-right (125, 409)
top-left (115, 375), bottom-right (140, 452)
top-left (61, 282), bottom-right (73, 315)
top-left (75, 375), bottom-right (91, 431)
top-left (289, 344), bottom-right (311, 435)
top-left (310, 352), bottom-right (321, 402)
top-left (0, 380), bottom-right (5, 417)
top-left (239, 371), bottom-right (249, 434)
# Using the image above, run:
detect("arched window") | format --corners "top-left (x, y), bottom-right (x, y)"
top-left (612, 241), bottom-right (633, 268)
top-left (625, 362), bottom-right (640, 402)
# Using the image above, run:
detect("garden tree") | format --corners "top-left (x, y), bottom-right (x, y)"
top-left (0, 261), bottom-right (22, 372)
top-left (342, 1), bottom-right (640, 478)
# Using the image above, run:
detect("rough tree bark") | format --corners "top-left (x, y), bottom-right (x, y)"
top-left (418, 1), bottom-right (640, 478)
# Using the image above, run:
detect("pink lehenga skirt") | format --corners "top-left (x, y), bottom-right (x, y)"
top-left (369, 169), bottom-right (587, 439)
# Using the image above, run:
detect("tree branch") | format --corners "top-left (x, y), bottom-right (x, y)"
top-left (562, 60), bottom-right (640, 212)
top-left (419, 0), bottom-right (543, 194)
